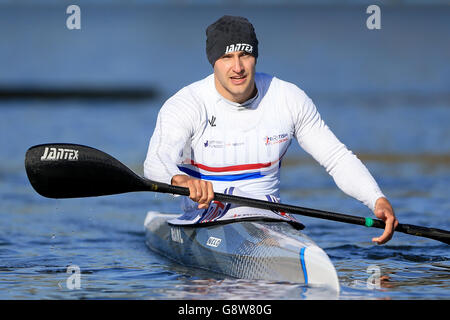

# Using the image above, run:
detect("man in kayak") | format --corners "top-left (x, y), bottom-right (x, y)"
top-left (144, 15), bottom-right (398, 244)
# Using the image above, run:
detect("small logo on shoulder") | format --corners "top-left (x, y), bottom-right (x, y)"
top-left (41, 147), bottom-right (79, 161)
top-left (206, 236), bottom-right (222, 248)
top-left (208, 116), bottom-right (216, 127)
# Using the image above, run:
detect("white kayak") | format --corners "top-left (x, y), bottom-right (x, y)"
top-left (144, 211), bottom-right (340, 292)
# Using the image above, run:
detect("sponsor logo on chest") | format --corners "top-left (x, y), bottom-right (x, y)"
top-left (264, 133), bottom-right (289, 145)
top-left (203, 140), bottom-right (244, 148)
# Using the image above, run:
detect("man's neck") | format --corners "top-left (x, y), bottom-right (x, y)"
top-left (214, 81), bottom-right (258, 104)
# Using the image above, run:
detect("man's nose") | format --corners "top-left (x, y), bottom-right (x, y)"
top-left (231, 55), bottom-right (244, 73)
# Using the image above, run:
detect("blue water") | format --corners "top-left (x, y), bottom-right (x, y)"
top-left (0, 97), bottom-right (448, 300)
top-left (0, 4), bottom-right (449, 300)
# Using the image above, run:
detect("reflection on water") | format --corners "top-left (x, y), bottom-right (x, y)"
top-left (158, 278), bottom-right (340, 300)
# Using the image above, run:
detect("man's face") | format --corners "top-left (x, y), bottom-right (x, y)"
top-left (213, 51), bottom-right (256, 104)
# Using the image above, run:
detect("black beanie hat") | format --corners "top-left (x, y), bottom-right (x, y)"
top-left (206, 15), bottom-right (258, 67)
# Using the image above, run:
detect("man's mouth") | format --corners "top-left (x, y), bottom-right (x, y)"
top-left (230, 75), bottom-right (246, 85)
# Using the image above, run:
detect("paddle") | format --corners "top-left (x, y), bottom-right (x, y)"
top-left (25, 143), bottom-right (450, 245)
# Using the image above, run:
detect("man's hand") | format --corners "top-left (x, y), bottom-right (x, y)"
top-left (372, 197), bottom-right (398, 245)
top-left (171, 175), bottom-right (214, 209)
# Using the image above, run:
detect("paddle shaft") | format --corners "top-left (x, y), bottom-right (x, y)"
top-left (25, 143), bottom-right (450, 245)
top-left (148, 179), bottom-right (450, 245)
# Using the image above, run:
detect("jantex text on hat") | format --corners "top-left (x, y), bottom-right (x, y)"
top-left (225, 43), bottom-right (253, 54)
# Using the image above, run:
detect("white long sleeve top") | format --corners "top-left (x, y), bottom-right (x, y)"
top-left (144, 72), bottom-right (385, 212)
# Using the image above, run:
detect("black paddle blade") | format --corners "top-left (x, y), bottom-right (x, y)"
top-left (25, 143), bottom-right (149, 198)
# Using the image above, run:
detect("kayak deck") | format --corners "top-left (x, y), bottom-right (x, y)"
top-left (144, 211), bottom-right (340, 291)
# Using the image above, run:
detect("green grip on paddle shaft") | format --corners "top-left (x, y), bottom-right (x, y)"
top-left (365, 217), bottom-right (374, 228)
